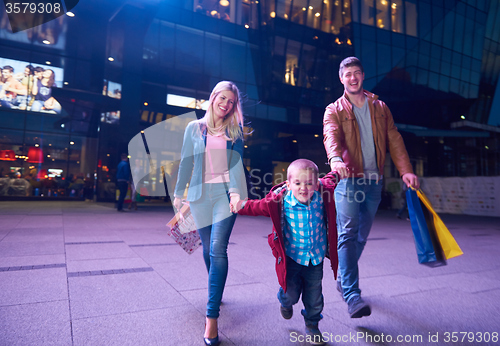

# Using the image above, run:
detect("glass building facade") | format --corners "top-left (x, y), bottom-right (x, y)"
top-left (0, 0), bottom-right (499, 200)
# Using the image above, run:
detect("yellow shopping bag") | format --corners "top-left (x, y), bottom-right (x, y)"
top-left (416, 189), bottom-right (463, 260)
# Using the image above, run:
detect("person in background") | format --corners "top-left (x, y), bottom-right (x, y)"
top-left (0, 65), bottom-right (27, 108)
top-left (31, 68), bottom-right (61, 114)
top-left (116, 153), bottom-right (131, 212)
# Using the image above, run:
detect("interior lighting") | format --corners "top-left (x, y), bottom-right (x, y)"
top-left (42, 40), bottom-right (51, 45)
top-left (485, 146), bottom-right (489, 149)
top-left (45, 61), bottom-right (51, 65)
top-left (35, 144), bottom-right (39, 147)
top-left (391, 3), bottom-right (397, 9)
top-left (66, 11), bottom-right (75, 17)
top-left (64, 82), bottom-right (68, 85)
top-left (314, 134), bottom-right (319, 137)
top-left (302, 7), bottom-right (306, 11)
top-left (309, 5), bottom-right (313, 9)
top-left (270, 11), bottom-right (276, 18)
top-left (108, 57), bottom-right (114, 62)
top-left (27, 147), bottom-right (44, 163)
top-left (461, 115), bottom-right (466, 119)
top-left (211, 10), bottom-right (218, 16)
top-left (144, 102), bottom-right (148, 106)
top-left (347, 38), bottom-right (352, 45)
top-left (381, 0), bottom-right (387, 5)
top-left (220, 0), bottom-right (229, 6)
top-left (245, 24), bottom-right (250, 28)
top-left (70, 141), bottom-right (75, 145)
top-left (0, 150), bottom-right (16, 161)
top-left (315, 12), bottom-right (320, 17)
top-left (292, 140), bottom-right (297, 143)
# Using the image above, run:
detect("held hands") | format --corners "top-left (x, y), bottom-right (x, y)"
top-left (402, 173), bottom-right (420, 189)
top-left (229, 194), bottom-right (245, 214)
top-left (330, 161), bottom-right (349, 179)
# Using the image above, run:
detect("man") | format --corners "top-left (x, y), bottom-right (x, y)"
top-left (116, 153), bottom-right (131, 212)
top-left (0, 66), bottom-right (28, 108)
top-left (323, 57), bottom-right (419, 318)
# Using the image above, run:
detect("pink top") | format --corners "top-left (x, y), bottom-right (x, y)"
top-left (204, 134), bottom-right (230, 184)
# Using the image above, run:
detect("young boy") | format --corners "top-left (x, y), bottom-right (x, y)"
top-left (235, 159), bottom-right (338, 345)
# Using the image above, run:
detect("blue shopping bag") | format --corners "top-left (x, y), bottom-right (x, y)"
top-left (406, 188), bottom-right (446, 266)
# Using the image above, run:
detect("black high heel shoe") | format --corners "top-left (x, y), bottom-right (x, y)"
top-left (204, 319), bottom-right (220, 346)
top-left (203, 335), bottom-right (219, 346)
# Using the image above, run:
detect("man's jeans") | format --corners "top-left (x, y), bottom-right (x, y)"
top-left (334, 178), bottom-right (382, 303)
top-left (278, 257), bottom-right (324, 326)
top-left (190, 183), bottom-right (237, 319)
top-left (116, 181), bottom-right (128, 211)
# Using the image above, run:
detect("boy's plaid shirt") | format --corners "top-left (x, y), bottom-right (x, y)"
top-left (283, 190), bottom-right (327, 266)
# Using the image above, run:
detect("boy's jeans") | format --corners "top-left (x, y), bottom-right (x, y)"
top-left (190, 183), bottom-right (237, 319)
top-left (334, 178), bottom-right (383, 303)
top-left (278, 257), bottom-right (324, 326)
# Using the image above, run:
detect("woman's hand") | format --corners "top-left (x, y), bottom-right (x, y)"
top-left (229, 194), bottom-right (240, 213)
top-left (173, 197), bottom-right (183, 211)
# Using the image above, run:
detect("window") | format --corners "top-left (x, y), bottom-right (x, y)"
top-left (376, 0), bottom-right (390, 30)
top-left (405, 1), bottom-right (417, 36)
top-left (391, 0), bottom-right (404, 34)
top-left (285, 40), bottom-right (301, 86)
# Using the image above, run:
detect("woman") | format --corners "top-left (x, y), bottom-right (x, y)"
top-left (31, 68), bottom-right (61, 114)
top-left (173, 81), bottom-right (247, 346)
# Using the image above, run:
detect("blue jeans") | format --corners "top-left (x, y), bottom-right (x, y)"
top-left (334, 178), bottom-right (383, 303)
top-left (116, 181), bottom-right (128, 210)
top-left (277, 257), bottom-right (324, 326)
top-left (190, 183), bottom-right (237, 319)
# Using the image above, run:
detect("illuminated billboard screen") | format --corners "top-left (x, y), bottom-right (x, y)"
top-left (166, 94), bottom-right (209, 110)
top-left (0, 57), bottom-right (64, 114)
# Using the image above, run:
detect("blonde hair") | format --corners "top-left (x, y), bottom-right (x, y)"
top-left (200, 81), bottom-right (244, 142)
top-left (287, 159), bottom-right (319, 180)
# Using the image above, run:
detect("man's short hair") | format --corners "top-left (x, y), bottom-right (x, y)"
top-left (287, 159), bottom-right (319, 180)
top-left (2, 65), bottom-right (14, 73)
top-left (339, 56), bottom-right (364, 78)
top-left (121, 153), bottom-right (128, 160)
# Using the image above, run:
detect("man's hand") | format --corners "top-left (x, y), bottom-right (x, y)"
top-left (402, 173), bottom-right (420, 189)
top-left (330, 161), bottom-right (349, 179)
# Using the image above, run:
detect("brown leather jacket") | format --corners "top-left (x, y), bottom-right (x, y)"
top-left (323, 90), bottom-right (413, 178)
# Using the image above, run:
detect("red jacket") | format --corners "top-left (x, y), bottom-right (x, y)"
top-left (238, 172), bottom-right (338, 292)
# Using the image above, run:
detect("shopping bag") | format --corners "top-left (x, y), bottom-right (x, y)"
top-left (115, 186), bottom-right (132, 203)
top-left (416, 189), bottom-right (463, 260)
top-left (166, 204), bottom-right (201, 254)
top-left (406, 188), bottom-right (446, 266)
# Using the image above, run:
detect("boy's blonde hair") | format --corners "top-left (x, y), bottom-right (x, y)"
top-left (287, 159), bottom-right (319, 180)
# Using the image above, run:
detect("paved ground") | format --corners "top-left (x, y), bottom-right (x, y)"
top-left (0, 201), bottom-right (499, 346)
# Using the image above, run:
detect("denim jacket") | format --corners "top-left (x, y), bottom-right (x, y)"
top-left (174, 120), bottom-right (247, 202)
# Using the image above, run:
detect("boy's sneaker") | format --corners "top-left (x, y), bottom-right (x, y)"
top-left (280, 305), bottom-right (293, 319)
top-left (305, 325), bottom-right (326, 345)
top-left (347, 295), bottom-right (371, 318)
